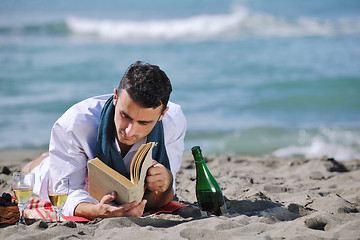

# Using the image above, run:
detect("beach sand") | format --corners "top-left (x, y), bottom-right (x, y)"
top-left (1, 149), bottom-right (359, 239)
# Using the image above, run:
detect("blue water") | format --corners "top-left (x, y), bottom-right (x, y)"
top-left (1, 0), bottom-right (360, 160)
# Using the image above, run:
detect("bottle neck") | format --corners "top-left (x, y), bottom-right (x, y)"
top-left (193, 154), bottom-right (204, 163)
top-left (193, 150), bottom-right (210, 178)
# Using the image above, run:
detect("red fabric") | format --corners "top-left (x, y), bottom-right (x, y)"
top-left (23, 197), bottom-right (187, 222)
top-left (24, 197), bottom-right (89, 222)
top-left (142, 201), bottom-right (188, 218)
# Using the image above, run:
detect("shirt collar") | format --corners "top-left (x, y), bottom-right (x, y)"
top-left (114, 137), bottom-right (147, 155)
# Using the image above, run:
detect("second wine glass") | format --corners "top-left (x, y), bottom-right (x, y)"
top-left (47, 177), bottom-right (69, 222)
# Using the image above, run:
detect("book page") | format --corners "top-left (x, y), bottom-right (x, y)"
top-left (137, 146), bottom-right (155, 189)
top-left (130, 142), bottom-right (155, 185)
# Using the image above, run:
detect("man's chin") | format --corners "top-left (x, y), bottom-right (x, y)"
top-left (119, 137), bottom-right (137, 146)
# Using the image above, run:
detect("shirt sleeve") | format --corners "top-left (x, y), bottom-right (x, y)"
top-left (162, 102), bottom-right (187, 192)
top-left (47, 122), bottom-right (99, 216)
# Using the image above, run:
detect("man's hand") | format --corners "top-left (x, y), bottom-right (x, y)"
top-left (143, 160), bottom-right (174, 210)
top-left (74, 192), bottom-right (146, 220)
top-left (146, 160), bottom-right (173, 193)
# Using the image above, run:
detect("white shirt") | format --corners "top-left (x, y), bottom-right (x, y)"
top-left (32, 94), bottom-right (186, 216)
top-left (114, 136), bottom-right (146, 172)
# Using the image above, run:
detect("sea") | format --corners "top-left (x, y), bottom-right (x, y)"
top-left (1, 0), bottom-right (360, 161)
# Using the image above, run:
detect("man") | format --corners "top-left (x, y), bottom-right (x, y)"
top-left (25, 61), bottom-right (186, 220)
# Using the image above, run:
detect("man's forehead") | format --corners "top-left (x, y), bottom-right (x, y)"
top-left (116, 92), bottom-right (163, 121)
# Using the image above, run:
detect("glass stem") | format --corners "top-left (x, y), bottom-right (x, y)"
top-left (18, 203), bottom-right (26, 224)
top-left (54, 208), bottom-right (62, 222)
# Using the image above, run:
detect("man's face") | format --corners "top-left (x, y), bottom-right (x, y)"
top-left (113, 89), bottom-right (167, 148)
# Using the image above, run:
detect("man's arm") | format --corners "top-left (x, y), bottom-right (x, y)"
top-left (74, 192), bottom-right (147, 220)
top-left (76, 160), bottom-right (174, 219)
top-left (162, 102), bottom-right (187, 191)
top-left (140, 102), bottom-right (187, 210)
top-left (143, 161), bottom-right (174, 210)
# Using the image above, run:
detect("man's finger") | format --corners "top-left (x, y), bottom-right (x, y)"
top-left (117, 202), bottom-right (136, 211)
top-left (116, 200), bottom-right (147, 216)
top-left (146, 173), bottom-right (163, 185)
top-left (147, 164), bottom-right (164, 176)
top-left (127, 200), bottom-right (147, 217)
top-left (101, 191), bottom-right (116, 204)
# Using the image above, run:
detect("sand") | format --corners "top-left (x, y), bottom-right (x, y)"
top-left (0, 149), bottom-right (359, 240)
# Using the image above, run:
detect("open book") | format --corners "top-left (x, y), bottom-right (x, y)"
top-left (87, 142), bottom-right (156, 204)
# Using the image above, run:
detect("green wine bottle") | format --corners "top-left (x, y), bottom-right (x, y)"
top-left (192, 146), bottom-right (227, 216)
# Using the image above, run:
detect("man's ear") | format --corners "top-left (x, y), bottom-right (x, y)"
top-left (158, 107), bottom-right (169, 121)
top-left (113, 88), bottom-right (118, 105)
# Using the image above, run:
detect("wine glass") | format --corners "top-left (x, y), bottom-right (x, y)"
top-left (12, 172), bottom-right (35, 225)
top-left (47, 177), bottom-right (69, 222)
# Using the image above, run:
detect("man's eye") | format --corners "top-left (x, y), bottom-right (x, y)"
top-left (121, 113), bottom-right (130, 119)
top-left (139, 122), bottom-right (148, 126)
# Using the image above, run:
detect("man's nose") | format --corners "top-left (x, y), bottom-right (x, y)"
top-left (125, 121), bottom-right (136, 136)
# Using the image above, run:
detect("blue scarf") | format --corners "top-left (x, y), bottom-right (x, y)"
top-left (95, 96), bottom-right (170, 179)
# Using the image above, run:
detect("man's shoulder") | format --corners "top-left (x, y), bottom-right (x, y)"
top-left (164, 101), bottom-right (185, 122)
top-left (162, 101), bottom-right (186, 136)
top-left (56, 94), bottom-right (112, 129)
top-left (73, 94), bottom-right (112, 110)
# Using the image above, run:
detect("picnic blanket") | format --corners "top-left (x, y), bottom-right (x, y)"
top-left (24, 197), bottom-right (89, 223)
top-left (24, 197), bottom-right (188, 223)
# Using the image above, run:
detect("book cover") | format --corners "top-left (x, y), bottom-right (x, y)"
top-left (87, 142), bottom-right (156, 204)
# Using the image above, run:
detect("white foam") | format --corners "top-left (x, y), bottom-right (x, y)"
top-left (272, 127), bottom-right (360, 161)
top-left (65, 8), bottom-right (248, 42)
top-left (65, 5), bottom-right (360, 42)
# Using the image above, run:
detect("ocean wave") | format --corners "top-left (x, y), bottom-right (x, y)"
top-left (1, 6), bottom-right (359, 41)
top-left (187, 126), bottom-right (360, 161)
top-left (272, 127), bottom-right (360, 161)
top-left (65, 6), bottom-right (360, 41)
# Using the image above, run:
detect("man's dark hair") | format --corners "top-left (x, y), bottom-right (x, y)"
top-left (118, 61), bottom-right (172, 112)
